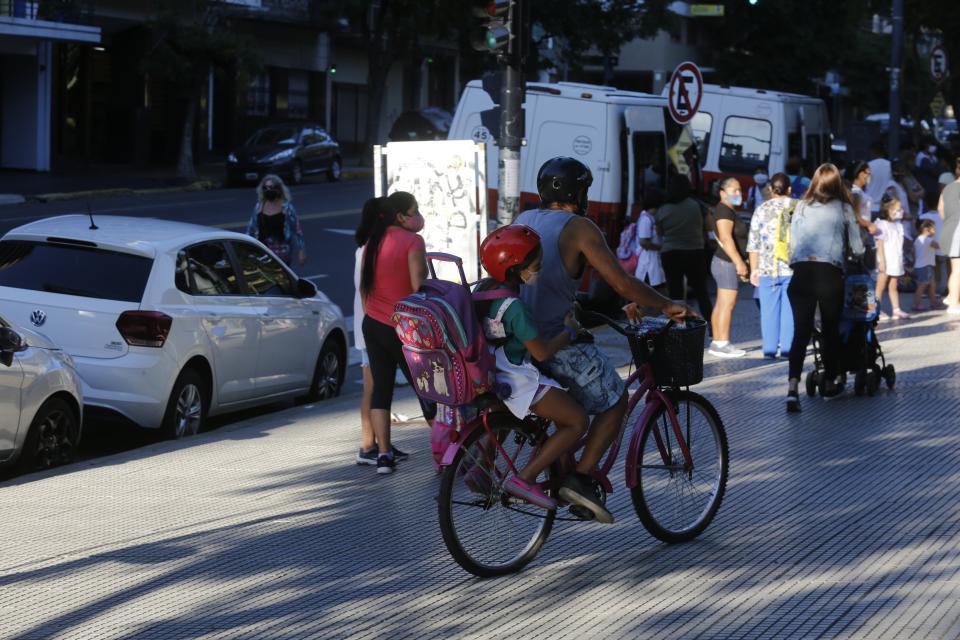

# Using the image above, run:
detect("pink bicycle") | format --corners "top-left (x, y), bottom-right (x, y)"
top-left (437, 313), bottom-right (728, 577)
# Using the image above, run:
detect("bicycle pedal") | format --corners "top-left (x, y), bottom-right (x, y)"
top-left (569, 505), bottom-right (595, 521)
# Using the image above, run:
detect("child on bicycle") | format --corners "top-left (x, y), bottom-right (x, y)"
top-left (474, 224), bottom-right (613, 522)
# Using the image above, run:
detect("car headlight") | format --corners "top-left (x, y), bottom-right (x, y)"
top-left (227, 152), bottom-right (238, 163)
top-left (263, 148), bottom-right (295, 163)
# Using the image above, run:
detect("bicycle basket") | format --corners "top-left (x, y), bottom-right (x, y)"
top-left (627, 318), bottom-right (707, 387)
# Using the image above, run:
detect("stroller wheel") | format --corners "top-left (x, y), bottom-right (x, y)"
top-left (866, 369), bottom-right (880, 397)
top-left (805, 371), bottom-right (818, 397)
top-left (854, 371), bottom-right (866, 397)
top-left (883, 364), bottom-right (896, 390)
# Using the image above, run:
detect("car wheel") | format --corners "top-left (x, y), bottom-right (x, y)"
top-left (290, 161), bottom-right (303, 185)
top-left (161, 368), bottom-right (208, 440)
top-left (15, 397), bottom-right (79, 474)
top-left (328, 157), bottom-right (342, 182)
top-left (308, 339), bottom-right (344, 401)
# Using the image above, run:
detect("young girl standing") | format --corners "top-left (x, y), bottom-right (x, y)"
top-left (475, 225), bottom-right (611, 523)
top-left (876, 195), bottom-right (910, 321)
top-left (634, 188), bottom-right (666, 291)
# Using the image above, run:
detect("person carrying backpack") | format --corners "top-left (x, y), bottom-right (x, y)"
top-left (747, 173), bottom-right (795, 358)
top-left (473, 225), bottom-right (604, 518)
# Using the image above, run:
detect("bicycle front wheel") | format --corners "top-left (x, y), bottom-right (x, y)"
top-left (631, 390), bottom-right (728, 543)
top-left (438, 414), bottom-right (555, 577)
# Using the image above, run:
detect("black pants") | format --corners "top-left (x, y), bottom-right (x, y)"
top-left (362, 315), bottom-right (436, 420)
top-left (661, 249), bottom-right (714, 323)
top-left (787, 262), bottom-right (844, 380)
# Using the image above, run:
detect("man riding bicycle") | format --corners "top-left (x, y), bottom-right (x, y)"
top-left (517, 156), bottom-right (696, 523)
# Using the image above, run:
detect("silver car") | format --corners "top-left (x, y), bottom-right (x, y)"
top-left (0, 315), bottom-right (83, 474)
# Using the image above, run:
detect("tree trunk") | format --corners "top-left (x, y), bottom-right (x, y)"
top-left (177, 92), bottom-right (199, 181)
top-left (361, 53), bottom-right (392, 166)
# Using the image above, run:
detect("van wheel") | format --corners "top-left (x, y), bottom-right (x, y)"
top-left (161, 369), bottom-right (208, 439)
top-left (307, 339), bottom-right (344, 402)
top-left (15, 397), bottom-right (79, 474)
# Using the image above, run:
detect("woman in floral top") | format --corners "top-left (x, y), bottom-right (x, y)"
top-left (747, 173), bottom-right (794, 358)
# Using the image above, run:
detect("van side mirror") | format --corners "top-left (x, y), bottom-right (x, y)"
top-left (295, 278), bottom-right (317, 299)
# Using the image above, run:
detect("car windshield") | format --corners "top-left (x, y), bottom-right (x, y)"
top-left (246, 126), bottom-right (300, 146)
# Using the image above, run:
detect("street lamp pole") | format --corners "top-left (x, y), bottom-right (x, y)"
top-left (888, 0), bottom-right (904, 159)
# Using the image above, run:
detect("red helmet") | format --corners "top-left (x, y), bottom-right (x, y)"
top-left (480, 224), bottom-right (541, 282)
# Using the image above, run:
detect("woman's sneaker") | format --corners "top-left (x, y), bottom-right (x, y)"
top-left (892, 308), bottom-right (911, 319)
top-left (820, 376), bottom-right (845, 400)
top-left (559, 473), bottom-right (614, 524)
top-left (708, 342), bottom-right (747, 358)
top-left (376, 454), bottom-right (396, 475)
top-left (786, 390), bottom-right (801, 413)
top-left (358, 446), bottom-right (408, 465)
top-left (502, 477), bottom-right (556, 510)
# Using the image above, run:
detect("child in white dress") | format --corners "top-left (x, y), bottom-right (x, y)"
top-left (876, 195), bottom-right (909, 321)
top-left (633, 189), bottom-right (666, 290)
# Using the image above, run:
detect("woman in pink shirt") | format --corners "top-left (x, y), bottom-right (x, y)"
top-left (360, 191), bottom-right (427, 474)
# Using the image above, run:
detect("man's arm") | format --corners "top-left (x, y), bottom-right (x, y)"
top-left (572, 217), bottom-right (694, 320)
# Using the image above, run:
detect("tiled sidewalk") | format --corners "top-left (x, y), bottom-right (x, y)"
top-left (1, 309), bottom-right (959, 639)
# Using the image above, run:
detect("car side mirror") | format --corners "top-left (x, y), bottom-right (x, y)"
top-left (0, 327), bottom-right (25, 366)
top-left (295, 278), bottom-right (317, 299)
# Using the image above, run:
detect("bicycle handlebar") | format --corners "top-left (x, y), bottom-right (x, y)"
top-left (576, 308), bottom-right (676, 337)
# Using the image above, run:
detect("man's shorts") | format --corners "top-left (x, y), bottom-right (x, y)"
top-left (540, 342), bottom-right (625, 415)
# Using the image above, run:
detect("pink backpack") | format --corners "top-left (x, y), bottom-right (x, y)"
top-left (392, 253), bottom-right (509, 407)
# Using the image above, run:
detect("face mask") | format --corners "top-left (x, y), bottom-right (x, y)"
top-left (402, 213), bottom-right (424, 233)
top-left (727, 193), bottom-right (743, 207)
top-left (521, 269), bottom-right (541, 286)
top-left (263, 188), bottom-right (281, 201)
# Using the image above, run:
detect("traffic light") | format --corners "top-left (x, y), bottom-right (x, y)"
top-left (471, 0), bottom-right (512, 56)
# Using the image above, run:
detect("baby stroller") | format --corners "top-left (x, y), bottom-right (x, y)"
top-left (806, 272), bottom-right (896, 397)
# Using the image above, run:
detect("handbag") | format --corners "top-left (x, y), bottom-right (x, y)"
top-left (842, 204), bottom-right (870, 275)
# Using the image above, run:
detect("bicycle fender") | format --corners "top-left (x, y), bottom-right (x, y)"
top-left (440, 420), bottom-right (483, 467)
top-left (624, 394), bottom-right (665, 489)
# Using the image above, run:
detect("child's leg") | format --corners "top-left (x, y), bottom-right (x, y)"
top-left (914, 279), bottom-right (923, 308)
top-left (521, 388), bottom-right (588, 483)
top-left (360, 364), bottom-right (375, 450)
top-left (888, 276), bottom-right (901, 311)
top-left (876, 273), bottom-right (889, 308)
top-left (929, 280), bottom-right (941, 305)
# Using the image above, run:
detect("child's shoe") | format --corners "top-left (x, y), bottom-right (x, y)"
top-left (559, 473), bottom-right (614, 523)
top-left (878, 311), bottom-right (891, 322)
top-left (892, 308), bottom-right (911, 319)
top-left (502, 477), bottom-right (556, 510)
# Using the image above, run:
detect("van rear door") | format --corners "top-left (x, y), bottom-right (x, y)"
top-left (624, 106), bottom-right (702, 210)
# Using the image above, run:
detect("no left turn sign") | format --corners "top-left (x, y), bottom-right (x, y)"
top-left (667, 61), bottom-right (703, 125)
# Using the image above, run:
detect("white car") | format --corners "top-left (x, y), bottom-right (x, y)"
top-left (0, 215), bottom-right (348, 439)
top-left (0, 315), bottom-right (83, 473)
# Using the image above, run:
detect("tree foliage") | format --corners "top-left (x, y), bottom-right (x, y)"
top-left (142, 0), bottom-right (260, 179)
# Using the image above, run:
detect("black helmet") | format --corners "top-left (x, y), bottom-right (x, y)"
top-left (537, 157), bottom-right (593, 214)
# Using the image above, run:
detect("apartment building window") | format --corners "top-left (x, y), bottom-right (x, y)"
top-left (247, 71), bottom-right (270, 117)
top-left (288, 70), bottom-right (309, 120)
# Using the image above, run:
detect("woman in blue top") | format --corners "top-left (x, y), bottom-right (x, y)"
top-left (785, 163), bottom-right (864, 412)
top-left (245, 174), bottom-right (306, 266)
top-left (474, 224), bottom-right (612, 523)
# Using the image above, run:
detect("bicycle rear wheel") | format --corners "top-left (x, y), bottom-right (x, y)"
top-left (631, 390), bottom-right (728, 543)
top-left (438, 414), bottom-right (555, 577)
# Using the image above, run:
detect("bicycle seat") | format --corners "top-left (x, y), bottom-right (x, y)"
top-left (472, 392), bottom-right (504, 412)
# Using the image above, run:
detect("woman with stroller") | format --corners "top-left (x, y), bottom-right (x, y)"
top-left (785, 163), bottom-right (864, 413)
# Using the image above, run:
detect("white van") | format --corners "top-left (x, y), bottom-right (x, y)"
top-left (676, 84), bottom-right (831, 192)
top-left (449, 80), bottom-right (700, 242)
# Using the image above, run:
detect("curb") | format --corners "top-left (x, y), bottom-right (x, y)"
top-left (27, 180), bottom-right (219, 203)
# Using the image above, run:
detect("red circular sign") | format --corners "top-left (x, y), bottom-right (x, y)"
top-left (667, 61), bottom-right (703, 125)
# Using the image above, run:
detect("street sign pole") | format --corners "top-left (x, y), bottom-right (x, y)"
top-left (888, 0), bottom-right (904, 160)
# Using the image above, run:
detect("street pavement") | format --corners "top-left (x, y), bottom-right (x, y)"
top-left (1, 303), bottom-right (959, 639)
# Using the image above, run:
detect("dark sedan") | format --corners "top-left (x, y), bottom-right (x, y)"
top-left (226, 124), bottom-right (342, 186)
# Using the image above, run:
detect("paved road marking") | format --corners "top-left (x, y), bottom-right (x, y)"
top-left (215, 208), bottom-right (359, 230)
top-left (324, 228), bottom-right (355, 236)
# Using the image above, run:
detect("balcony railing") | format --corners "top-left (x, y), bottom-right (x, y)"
top-left (0, 0), bottom-right (95, 24)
